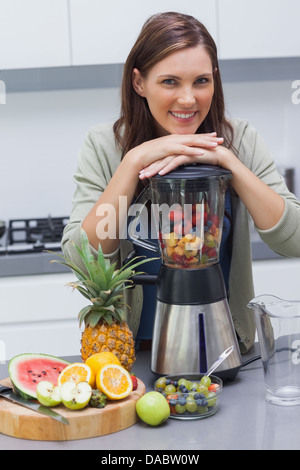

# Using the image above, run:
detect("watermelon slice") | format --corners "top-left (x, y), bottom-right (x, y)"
top-left (8, 353), bottom-right (70, 400)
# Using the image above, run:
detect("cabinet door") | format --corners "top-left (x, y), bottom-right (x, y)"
top-left (70, 0), bottom-right (218, 66)
top-left (0, 0), bottom-right (71, 70)
top-left (218, 0), bottom-right (300, 59)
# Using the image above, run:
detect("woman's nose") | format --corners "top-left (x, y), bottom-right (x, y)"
top-left (177, 88), bottom-right (196, 106)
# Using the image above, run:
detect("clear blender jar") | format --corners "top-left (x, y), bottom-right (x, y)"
top-left (151, 165), bottom-right (231, 269)
top-left (130, 164), bottom-right (231, 268)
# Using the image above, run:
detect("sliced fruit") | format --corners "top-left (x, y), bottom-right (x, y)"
top-left (85, 351), bottom-right (121, 377)
top-left (58, 362), bottom-right (95, 388)
top-left (8, 353), bottom-right (70, 400)
top-left (164, 232), bottom-right (179, 247)
top-left (96, 364), bottom-right (133, 400)
top-left (61, 381), bottom-right (92, 410)
top-left (36, 381), bottom-right (62, 407)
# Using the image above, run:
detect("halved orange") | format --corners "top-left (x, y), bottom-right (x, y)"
top-left (58, 362), bottom-right (95, 387)
top-left (96, 364), bottom-right (133, 400)
top-left (85, 351), bottom-right (121, 377)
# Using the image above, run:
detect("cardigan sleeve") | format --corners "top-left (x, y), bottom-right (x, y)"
top-left (61, 122), bottom-right (122, 267)
top-left (235, 120), bottom-right (300, 258)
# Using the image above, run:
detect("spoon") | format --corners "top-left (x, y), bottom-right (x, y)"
top-left (205, 345), bottom-right (235, 377)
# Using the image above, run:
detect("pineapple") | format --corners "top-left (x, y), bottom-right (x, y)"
top-left (51, 230), bottom-right (154, 372)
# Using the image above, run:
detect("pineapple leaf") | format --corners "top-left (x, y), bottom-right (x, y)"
top-left (78, 305), bottom-right (93, 328)
top-left (66, 283), bottom-right (93, 300)
top-left (53, 230), bottom-right (158, 327)
top-left (67, 280), bottom-right (99, 299)
top-left (48, 254), bottom-right (88, 281)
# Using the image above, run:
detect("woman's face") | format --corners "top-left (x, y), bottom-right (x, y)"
top-left (132, 45), bottom-right (215, 136)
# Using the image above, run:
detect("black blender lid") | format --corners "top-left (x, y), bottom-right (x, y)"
top-left (151, 164), bottom-right (231, 179)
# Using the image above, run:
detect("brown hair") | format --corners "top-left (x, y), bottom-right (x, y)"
top-left (114, 11), bottom-right (233, 157)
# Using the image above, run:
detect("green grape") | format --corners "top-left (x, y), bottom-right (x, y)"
top-left (175, 403), bottom-right (187, 414)
top-left (197, 405), bottom-right (209, 414)
top-left (164, 384), bottom-right (176, 394)
top-left (206, 391), bottom-right (217, 407)
top-left (186, 400), bottom-right (197, 413)
top-left (178, 378), bottom-right (189, 388)
top-left (197, 384), bottom-right (208, 394)
top-left (189, 382), bottom-right (199, 391)
top-left (200, 375), bottom-right (211, 388)
top-left (155, 377), bottom-right (167, 389)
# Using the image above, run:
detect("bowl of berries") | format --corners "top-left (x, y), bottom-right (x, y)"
top-left (154, 374), bottom-right (223, 420)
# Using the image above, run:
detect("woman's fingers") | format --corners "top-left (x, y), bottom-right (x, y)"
top-left (136, 133), bottom-right (224, 176)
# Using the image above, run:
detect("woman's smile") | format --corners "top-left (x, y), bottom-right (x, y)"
top-left (169, 110), bottom-right (198, 121)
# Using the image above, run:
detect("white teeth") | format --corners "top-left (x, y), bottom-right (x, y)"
top-left (171, 112), bottom-right (196, 119)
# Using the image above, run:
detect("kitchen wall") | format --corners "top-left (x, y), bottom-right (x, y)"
top-left (0, 68), bottom-right (299, 222)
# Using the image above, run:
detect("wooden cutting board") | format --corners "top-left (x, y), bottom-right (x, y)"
top-left (0, 377), bottom-right (145, 441)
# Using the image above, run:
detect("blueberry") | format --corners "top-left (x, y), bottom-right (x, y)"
top-left (178, 384), bottom-right (186, 391)
top-left (169, 399), bottom-right (178, 406)
top-left (172, 381), bottom-right (178, 388)
top-left (178, 396), bottom-right (186, 405)
top-left (194, 393), bottom-right (205, 400)
top-left (165, 379), bottom-right (172, 385)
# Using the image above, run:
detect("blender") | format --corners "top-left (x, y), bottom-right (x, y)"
top-left (128, 164), bottom-right (242, 381)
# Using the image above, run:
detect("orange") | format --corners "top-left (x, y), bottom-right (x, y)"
top-left (58, 362), bottom-right (95, 387)
top-left (85, 352), bottom-right (121, 376)
top-left (96, 364), bottom-right (133, 400)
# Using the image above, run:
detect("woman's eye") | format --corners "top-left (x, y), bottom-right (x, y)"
top-left (195, 77), bottom-right (208, 84)
top-left (163, 78), bottom-right (176, 85)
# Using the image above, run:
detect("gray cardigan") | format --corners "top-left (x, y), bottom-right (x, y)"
top-left (62, 120), bottom-right (300, 353)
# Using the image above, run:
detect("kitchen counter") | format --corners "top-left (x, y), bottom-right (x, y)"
top-left (1, 345), bottom-right (300, 450)
top-left (0, 239), bottom-right (282, 278)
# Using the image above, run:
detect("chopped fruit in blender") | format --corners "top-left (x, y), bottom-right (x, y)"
top-left (160, 196), bottom-right (222, 269)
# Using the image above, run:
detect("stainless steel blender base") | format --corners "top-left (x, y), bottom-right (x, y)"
top-left (151, 299), bottom-right (242, 380)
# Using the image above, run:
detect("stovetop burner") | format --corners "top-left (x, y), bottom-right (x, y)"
top-left (0, 216), bottom-right (69, 255)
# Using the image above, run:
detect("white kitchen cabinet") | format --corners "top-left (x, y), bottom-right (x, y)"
top-left (69, 0), bottom-right (218, 66)
top-left (0, 0), bottom-right (71, 70)
top-left (252, 259), bottom-right (300, 300)
top-left (0, 273), bottom-right (87, 360)
top-left (218, 0), bottom-right (300, 59)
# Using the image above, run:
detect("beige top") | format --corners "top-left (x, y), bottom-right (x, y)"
top-left (62, 119), bottom-right (300, 353)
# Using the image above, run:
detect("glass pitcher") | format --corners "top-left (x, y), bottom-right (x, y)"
top-left (248, 295), bottom-right (300, 406)
top-left (128, 165), bottom-right (231, 269)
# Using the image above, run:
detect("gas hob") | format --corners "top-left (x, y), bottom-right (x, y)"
top-left (0, 216), bottom-right (69, 255)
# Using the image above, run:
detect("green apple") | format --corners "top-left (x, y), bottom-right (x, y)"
top-left (61, 381), bottom-right (92, 410)
top-left (136, 391), bottom-right (170, 426)
top-left (36, 381), bottom-right (62, 407)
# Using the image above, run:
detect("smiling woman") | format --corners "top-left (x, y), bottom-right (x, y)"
top-left (62, 11), bottom-right (300, 353)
